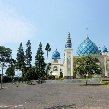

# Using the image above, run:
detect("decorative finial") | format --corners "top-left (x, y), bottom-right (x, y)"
top-left (86, 27), bottom-right (89, 38)
top-left (86, 27), bottom-right (88, 31)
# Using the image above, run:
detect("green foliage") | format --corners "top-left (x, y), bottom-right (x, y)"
top-left (59, 71), bottom-right (63, 78)
top-left (74, 55), bottom-right (102, 78)
top-left (102, 80), bottom-right (109, 85)
top-left (45, 43), bottom-right (51, 58)
top-left (16, 43), bottom-right (25, 70)
top-left (0, 46), bottom-right (12, 63)
top-left (6, 57), bottom-right (16, 79)
top-left (0, 46), bottom-right (13, 72)
top-left (45, 63), bottom-right (51, 77)
top-left (48, 75), bottom-right (55, 80)
top-left (103, 81), bottom-right (109, 85)
top-left (24, 40), bottom-right (33, 81)
top-left (25, 67), bottom-right (37, 81)
top-left (0, 46), bottom-right (13, 88)
top-left (25, 40), bottom-right (32, 67)
top-left (1, 76), bottom-right (12, 83)
top-left (35, 42), bottom-right (46, 79)
top-left (5, 65), bottom-right (15, 78)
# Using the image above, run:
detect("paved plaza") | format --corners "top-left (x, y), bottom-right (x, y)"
top-left (0, 83), bottom-right (109, 109)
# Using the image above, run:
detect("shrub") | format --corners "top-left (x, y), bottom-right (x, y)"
top-left (102, 81), bottom-right (109, 85)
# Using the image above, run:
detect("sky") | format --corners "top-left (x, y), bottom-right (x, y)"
top-left (0, 0), bottom-right (109, 64)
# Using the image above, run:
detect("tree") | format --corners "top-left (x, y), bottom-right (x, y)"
top-left (16, 43), bottom-right (25, 77)
top-left (45, 43), bottom-right (51, 78)
top-left (25, 40), bottom-right (32, 67)
top-left (45, 63), bottom-right (51, 78)
top-left (5, 65), bottom-right (15, 79)
top-left (74, 55), bottom-right (102, 84)
top-left (35, 42), bottom-right (46, 80)
top-left (5, 59), bottom-right (16, 81)
top-left (0, 46), bottom-right (12, 89)
top-left (45, 43), bottom-right (51, 59)
top-left (24, 40), bottom-right (33, 82)
top-left (25, 66), bottom-right (37, 81)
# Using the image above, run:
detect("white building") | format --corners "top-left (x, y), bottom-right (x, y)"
top-left (50, 32), bottom-right (109, 79)
top-left (51, 32), bottom-right (73, 79)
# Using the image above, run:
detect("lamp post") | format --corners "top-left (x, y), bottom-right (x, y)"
top-left (86, 73), bottom-right (88, 85)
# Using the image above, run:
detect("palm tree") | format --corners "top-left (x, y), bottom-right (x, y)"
top-left (45, 43), bottom-right (51, 59)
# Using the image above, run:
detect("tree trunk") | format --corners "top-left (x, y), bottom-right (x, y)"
top-left (47, 51), bottom-right (48, 59)
top-left (1, 64), bottom-right (3, 89)
top-left (86, 79), bottom-right (88, 85)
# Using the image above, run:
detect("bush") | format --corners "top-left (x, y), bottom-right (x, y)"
top-left (102, 81), bottom-right (109, 85)
top-left (0, 75), bottom-right (12, 83)
top-left (55, 78), bottom-right (64, 80)
top-left (48, 75), bottom-right (55, 80)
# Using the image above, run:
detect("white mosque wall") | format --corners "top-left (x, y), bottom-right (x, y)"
top-left (63, 48), bottom-right (73, 78)
top-left (50, 60), bottom-right (61, 78)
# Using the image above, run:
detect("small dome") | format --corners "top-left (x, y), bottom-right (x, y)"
top-left (102, 46), bottom-right (108, 52)
top-left (77, 36), bottom-right (100, 55)
top-left (98, 47), bottom-right (102, 55)
top-left (52, 49), bottom-right (60, 59)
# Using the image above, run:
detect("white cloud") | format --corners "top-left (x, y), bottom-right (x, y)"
top-left (0, 2), bottom-right (37, 44)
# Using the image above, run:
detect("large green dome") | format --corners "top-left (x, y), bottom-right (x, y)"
top-left (77, 36), bottom-right (100, 55)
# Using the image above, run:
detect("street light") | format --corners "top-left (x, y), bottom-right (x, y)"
top-left (86, 73), bottom-right (88, 85)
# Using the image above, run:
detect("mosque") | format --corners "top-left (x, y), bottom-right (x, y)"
top-left (50, 32), bottom-right (109, 79)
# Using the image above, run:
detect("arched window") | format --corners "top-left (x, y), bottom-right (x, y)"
top-left (53, 66), bottom-right (58, 71)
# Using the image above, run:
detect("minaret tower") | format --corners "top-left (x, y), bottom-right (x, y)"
top-left (63, 32), bottom-right (73, 79)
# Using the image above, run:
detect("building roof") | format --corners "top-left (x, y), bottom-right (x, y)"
top-left (102, 46), bottom-right (108, 52)
top-left (52, 49), bottom-right (60, 59)
top-left (77, 35), bottom-right (100, 55)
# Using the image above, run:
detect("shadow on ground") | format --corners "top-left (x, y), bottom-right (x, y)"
top-left (44, 104), bottom-right (77, 109)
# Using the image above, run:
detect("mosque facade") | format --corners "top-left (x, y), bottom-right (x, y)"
top-left (50, 33), bottom-right (109, 79)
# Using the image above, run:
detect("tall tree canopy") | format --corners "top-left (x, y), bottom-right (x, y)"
top-left (35, 42), bottom-right (46, 79)
top-left (45, 43), bottom-right (51, 59)
top-left (5, 65), bottom-right (15, 78)
top-left (0, 46), bottom-right (12, 89)
top-left (25, 40), bottom-right (32, 67)
top-left (0, 46), bottom-right (12, 63)
top-left (74, 55), bottom-right (102, 78)
top-left (45, 63), bottom-right (51, 77)
top-left (5, 58), bottom-right (16, 79)
top-left (16, 43), bottom-right (25, 70)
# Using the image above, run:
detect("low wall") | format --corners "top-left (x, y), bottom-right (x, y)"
top-left (45, 78), bottom-right (101, 84)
